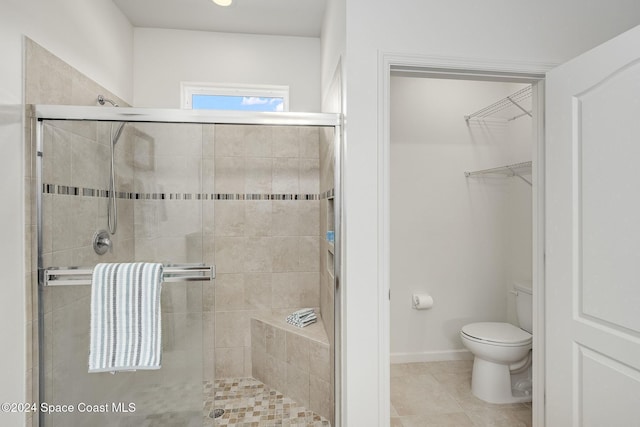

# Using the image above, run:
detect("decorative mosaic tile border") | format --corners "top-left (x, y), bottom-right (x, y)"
top-left (42, 183), bottom-right (335, 201)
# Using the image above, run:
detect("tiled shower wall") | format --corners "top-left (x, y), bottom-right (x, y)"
top-left (130, 122), bottom-right (213, 383)
top-left (212, 124), bottom-right (323, 378)
top-left (319, 127), bottom-right (336, 416)
top-left (40, 121), bottom-right (135, 267)
top-left (319, 128), bottom-right (335, 352)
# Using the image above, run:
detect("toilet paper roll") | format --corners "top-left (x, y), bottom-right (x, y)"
top-left (412, 294), bottom-right (434, 310)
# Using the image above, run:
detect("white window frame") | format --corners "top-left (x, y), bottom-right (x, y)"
top-left (180, 82), bottom-right (290, 111)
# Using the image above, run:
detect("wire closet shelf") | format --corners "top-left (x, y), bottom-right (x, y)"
top-left (464, 86), bottom-right (532, 122)
top-left (464, 161), bottom-right (532, 186)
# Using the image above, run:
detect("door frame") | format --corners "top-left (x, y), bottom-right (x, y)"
top-left (378, 52), bottom-right (554, 425)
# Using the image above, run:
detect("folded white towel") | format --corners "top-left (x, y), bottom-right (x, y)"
top-left (287, 312), bottom-right (316, 321)
top-left (288, 319), bottom-right (317, 328)
top-left (286, 308), bottom-right (317, 328)
top-left (287, 314), bottom-right (316, 323)
top-left (89, 262), bottom-right (164, 373)
top-left (292, 308), bottom-right (314, 316)
top-left (288, 317), bottom-right (317, 327)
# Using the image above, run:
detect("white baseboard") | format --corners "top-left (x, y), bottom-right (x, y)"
top-left (390, 349), bottom-right (473, 364)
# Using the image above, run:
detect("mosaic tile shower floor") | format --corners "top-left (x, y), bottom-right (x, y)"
top-left (203, 377), bottom-right (331, 427)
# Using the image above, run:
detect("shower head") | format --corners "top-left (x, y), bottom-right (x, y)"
top-left (97, 94), bottom-right (119, 107)
top-left (97, 94), bottom-right (125, 145)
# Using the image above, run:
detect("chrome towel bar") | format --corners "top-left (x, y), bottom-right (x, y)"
top-left (42, 264), bottom-right (215, 286)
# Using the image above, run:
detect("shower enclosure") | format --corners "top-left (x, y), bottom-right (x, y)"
top-left (33, 105), bottom-right (341, 426)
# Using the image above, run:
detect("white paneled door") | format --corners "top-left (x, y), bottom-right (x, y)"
top-left (546, 25), bottom-right (640, 426)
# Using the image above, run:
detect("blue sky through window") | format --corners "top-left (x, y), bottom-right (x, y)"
top-left (192, 94), bottom-right (284, 112)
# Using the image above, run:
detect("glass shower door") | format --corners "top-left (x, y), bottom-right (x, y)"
top-left (38, 119), bottom-right (210, 426)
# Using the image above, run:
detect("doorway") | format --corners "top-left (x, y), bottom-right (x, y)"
top-left (389, 75), bottom-right (534, 424)
top-left (379, 56), bottom-right (548, 427)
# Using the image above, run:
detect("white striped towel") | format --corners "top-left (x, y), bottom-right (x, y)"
top-left (89, 262), bottom-right (164, 373)
top-left (286, 308), bottom-right (317, 328)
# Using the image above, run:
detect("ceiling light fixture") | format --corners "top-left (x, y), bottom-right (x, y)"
top-left (212, 0), bottom-right (232, 6)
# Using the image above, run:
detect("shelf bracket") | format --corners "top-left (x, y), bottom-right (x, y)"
top-left (506, 96), bottom-right (532, 118)
top-left (507, 166), bottom-right (533, 186)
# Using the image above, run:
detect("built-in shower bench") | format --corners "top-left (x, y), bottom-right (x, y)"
top-left (250, 312), bottom-right (331, 422)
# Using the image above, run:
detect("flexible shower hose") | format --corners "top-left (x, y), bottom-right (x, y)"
top-left (107, 123), bottom-right (118, 235)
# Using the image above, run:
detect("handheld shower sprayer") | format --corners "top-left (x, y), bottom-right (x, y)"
top-left (97, 94), bottom-right (125, 236)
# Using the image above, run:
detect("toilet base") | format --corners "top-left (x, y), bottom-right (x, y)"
top-left (471, 358), bottom-right (532, 404)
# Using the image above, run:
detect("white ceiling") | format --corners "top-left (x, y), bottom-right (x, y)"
top-left (113, 0), bottom-right (327, 38)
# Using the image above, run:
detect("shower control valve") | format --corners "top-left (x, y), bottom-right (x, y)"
top-left (93, 230), bottom-right (112, 255)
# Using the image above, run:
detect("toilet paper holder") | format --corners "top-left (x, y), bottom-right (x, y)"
top-left (412, 293), bottom-right (434, 310)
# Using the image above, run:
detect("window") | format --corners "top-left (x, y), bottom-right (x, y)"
top-left (181, 82), bottom-right (289, 112)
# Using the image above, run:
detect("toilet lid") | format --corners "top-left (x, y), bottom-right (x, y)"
top-left (461, 322), bottom-right (531, 345)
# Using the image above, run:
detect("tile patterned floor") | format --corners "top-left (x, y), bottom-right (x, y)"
top-left (204, 377), bottom-right (331, 427)
top-left (117, 377), bottom-right (329, 426)
top-left (390, 360), bottom-right (532, 427)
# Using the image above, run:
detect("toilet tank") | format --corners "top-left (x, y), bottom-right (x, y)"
top-left (514, 283), bottom-right (533, 333)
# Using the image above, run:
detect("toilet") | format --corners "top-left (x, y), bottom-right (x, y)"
top-left (460, 283), bottom-right (533, 404)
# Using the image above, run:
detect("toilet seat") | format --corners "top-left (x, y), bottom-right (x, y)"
top-left (461, 322), bottom-right (531, 346)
